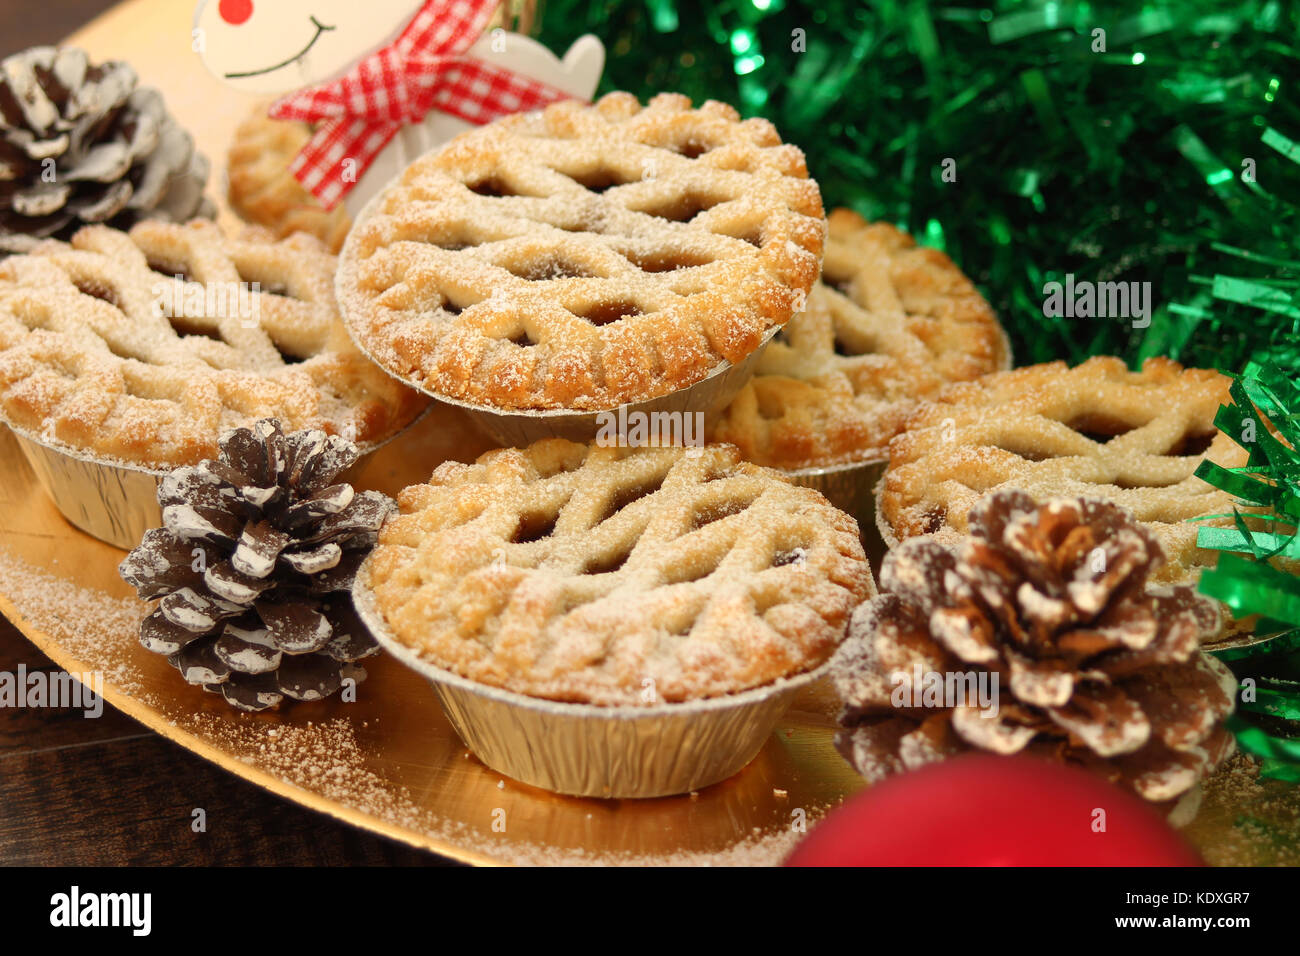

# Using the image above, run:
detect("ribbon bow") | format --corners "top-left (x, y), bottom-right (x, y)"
top-left (269, 0), bottom-right (572, 209)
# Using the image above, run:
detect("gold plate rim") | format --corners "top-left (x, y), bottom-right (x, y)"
top-left (0, 588), bottom-right (500, 866)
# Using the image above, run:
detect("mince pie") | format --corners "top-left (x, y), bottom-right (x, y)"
top-left (360, 439), bottom-right (875, 706)
top-left (336, 92), bottom-right (826, 411)
top-left (877, 357), bottom-right (1249, 588)
top-left (712, 210), bottom-right (1009, 470)
top-left (227, 104), bottom-right (351, 253)
top-left (0, 220), bottom-right (426, 468)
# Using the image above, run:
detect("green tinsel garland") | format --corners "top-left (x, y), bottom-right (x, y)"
top-left (536, 0), bottom-right (1300, 371)
top-left (1196, 362), bottom-right (1300, 781)
top-left (1215, 634), bottom-right (1300, 783)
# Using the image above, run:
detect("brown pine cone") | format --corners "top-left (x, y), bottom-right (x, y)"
top-left (832, 489), bottom-right (1237, 806)
top-left (119, 420), bottom-right (391, 711)
top-left (0, 46), bottom-right (214, 240)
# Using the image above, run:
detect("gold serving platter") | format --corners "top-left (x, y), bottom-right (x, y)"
top-left (4, 417), bottom-right (1298, 866)
top-left (1, 0), bottom-right (1297, 867)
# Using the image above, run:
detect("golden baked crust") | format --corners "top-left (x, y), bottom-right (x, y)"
top-left (711, 210), bottom-right (1009, 470)
top-left (363, 440), bottom-right (875, 706)
top-left (877, 357), bottom-right (1248, 587)
top-left (336, 92), bottom-right (825, 411)
top-left (0, 220), bottom-right (427, 469)
top-left (226, 105), bottom-right (352, 253)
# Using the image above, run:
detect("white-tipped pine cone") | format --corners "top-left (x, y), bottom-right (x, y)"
top-left (120, 420), bottom-right (393, 711)
top-left (0, 46), bottom-right (214, 240)
top-left (833, 489), bottom-right (1237, 806)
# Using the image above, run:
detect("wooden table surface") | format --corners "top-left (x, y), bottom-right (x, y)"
top-left (0, 1), bottom-right (454, 868)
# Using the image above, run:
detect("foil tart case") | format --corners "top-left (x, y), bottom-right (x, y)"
top-left (6, 412), bottom-right (426, 551)
top-left (352, 571), bottom-right (828, 799)
top-left (341, 317), bottom-right (779, 448)
top-left (422, 329), bottom-right (777, 448)
top-left (10, 428), bottom-right (164, 551)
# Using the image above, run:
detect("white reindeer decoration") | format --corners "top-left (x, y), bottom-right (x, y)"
top-left (193, 0), bottom-right (604, 215)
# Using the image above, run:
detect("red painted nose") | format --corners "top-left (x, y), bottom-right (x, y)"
top-left (218, 0), bottom-right (254, 25)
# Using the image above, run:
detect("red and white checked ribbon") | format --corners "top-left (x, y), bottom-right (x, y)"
top-left (269, 0), bottom-right (573, 209)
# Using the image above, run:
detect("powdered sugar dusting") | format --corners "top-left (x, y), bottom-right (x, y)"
top-left (0, 548), bottom-right (149, 695)
top-left (1186, 753), bottom-right (1300, 866)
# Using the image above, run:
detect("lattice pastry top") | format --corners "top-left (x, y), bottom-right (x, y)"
top-left (711, 210), bottom-right (1010, 469)
top-left (877, 357), bottom-right (1248, 588)
top-left (362, 440), bottom-right (875, 706)
top-left (227, 104), bottom-right (352, 254)
top-left (336, 92), bottom-right (826, 411)
top-left (0, 220), bottom-right (427, 468)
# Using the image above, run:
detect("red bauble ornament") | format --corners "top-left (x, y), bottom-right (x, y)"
top-left (786, 755), bottom-right (1202, 866)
